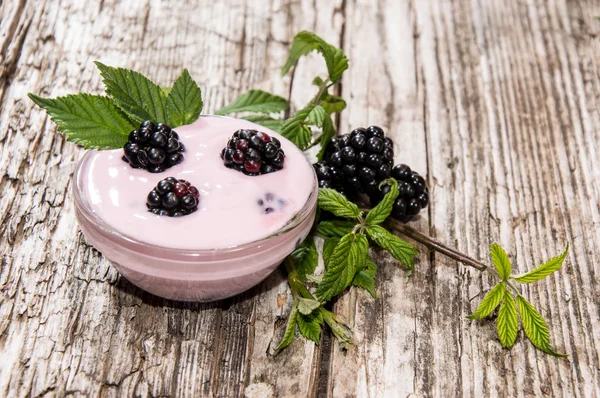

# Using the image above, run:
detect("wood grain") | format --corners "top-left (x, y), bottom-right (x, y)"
top-left (1, 0), bottom-right (599, 397)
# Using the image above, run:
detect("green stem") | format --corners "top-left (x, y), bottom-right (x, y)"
top-left (310, 78), bottom-right (331, 106)
top-left (284, 257), bottom-right (316, 299)
top-left (305, 133), bottom-right (323, 149)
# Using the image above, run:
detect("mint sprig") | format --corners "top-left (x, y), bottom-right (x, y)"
top-left (29, 63), bottom-right (203, 149)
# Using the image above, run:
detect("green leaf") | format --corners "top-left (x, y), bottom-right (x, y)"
top-left (321, 95), bottom-right (346, 114)
top-left (365, 178), bottom-right (399, 225)
top-left (322, 237), bottom-right (340, 265)
top-left (161, 86), bottom-right (172, 96)
top-left (297, 297), bottom-right (321, 315)
top-left (366, 225), bottom-right (419, 270)
top-left (165, 68), bottom-right (202, 127)
top-left (321, 308), bottom-right (353, 349)
top-left (316, 233), bottom-right (368, 302)
top-left (496, 290), bottom-right (518, 348)
top-left (215, 89), bottom-right (288, 115)
top-left (309, 106), bottom-right (336, 161)
top-left (242, 115), bottom-right (284, 133)
top-left (352, 258), bottom-right (377, 299)
top-left (316, 220), bottom-right (356, 238)
top-left (282, 31), bottom-right (349, 83)
top-left (513, 244), bottom-right (569, 284)
top-left (317, 188), bottom-right (361, 218)
top-left (297, 310), bottom-right (323, 344)
top-left (95, 62), bottom-right (168, 123)
top-left (28, 93), bottom-right (136, 149)
top-left (276, 304), bottom-right (298, 350)
top-left (516, 295), bottom-right (567, 357)
top-left (490, 243), bottom-right (512, 281)
top-left (312, 76), bottom-right (325, 86)
top-left (467, 283), bottom-right (505, 320)
top-left (280, 105), bottom-right (315, 150)
top-left (291, 238), bottom-right (318, 279)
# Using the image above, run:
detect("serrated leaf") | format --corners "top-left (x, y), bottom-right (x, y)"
top-left (322, 237), bottom-right (340, 265)
top-left (366, 178), bottom-right (399, 225)
top-left (316, 233), bottom-right (368, 302)
top-left (490, 243), bottom-right (512, 281)
top-left (497, 291), bottom-right (518, 348)
top-left (161, 86), bottom-right (171, 96)
top-left (165, 68), bottom-right (202, 127)
top-left (280, 105), bottom-right (314, 149)
top-left (366, 225), bottom-right (419, 270)
top-left (321, 94), bottom-right (346, 114)
top-left (316, 220), bottom-right (356, 238)
top-left (352, 258), bottom-right (377, 299)
top-left (291, 238), bottom-right (318, 279)
top-left (215, 89), bottom-right (288, 115)
top-left (28, 93), bottom-right (136, 149)
top-left (297, 310), bottom-right (323, 344)
top-left (95, 62), bottom-right (168, 123)
top-left (317, 188), bottom-right (361, 218)
top-left (297, 297), bottom-right (321, 315)
top-left (242, 115), bottom-right (284, 132)
top-left (308, 106), bottom-right (336, 159)
top-left (306, 274), bottom-right (323, 284)
top-left (467, 283), bottom-right (505, 320)
top-left (516, 295), bottom-right (567, 357)
top-left (282, 31), bottom-right (349, 83)
top-left (513, 244), bottom-right (569, 284)
top-left (308, 106), bottom-right (336, 161)
top-left (276, 304), bottom-right (298, 350)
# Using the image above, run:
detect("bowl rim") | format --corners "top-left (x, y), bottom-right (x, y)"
top-left (72, 114), bottom-right (318, 256)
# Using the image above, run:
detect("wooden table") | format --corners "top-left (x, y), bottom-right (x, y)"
top-left (1, 0), bottom-right (599, 396)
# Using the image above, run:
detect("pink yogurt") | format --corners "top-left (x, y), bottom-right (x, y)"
top-left (73, 116), bottom-right (317, 301)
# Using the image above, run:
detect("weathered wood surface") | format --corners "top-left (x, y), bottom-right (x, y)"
top-left (1, 0), bottom-right (599, 396)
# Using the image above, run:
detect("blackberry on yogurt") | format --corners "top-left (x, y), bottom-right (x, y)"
top-left (146, 177), bottom-right (200, 217)
top-left (122, 120), bottom-right (185, 173)
top-left (370, 164), bottom-right (429, 223)
top-left (318, 125), bottom-right (394, 198)
top-left (221, 129), bottom-right (285, 175)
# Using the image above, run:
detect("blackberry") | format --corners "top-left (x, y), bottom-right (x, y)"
top-left (370, 164), bottom-right (429, 223)
top-left (319, 125), bottom-right (394, 198)
top-left (122, 121), bottom-right (184, 173)
top-left (221, 129), bottom-right (285, 175)
top-left (146, 177), bottom-right (200, 217)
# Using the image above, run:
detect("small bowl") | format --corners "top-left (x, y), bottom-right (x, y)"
top-left (72, 147), bottom-right (317, 302)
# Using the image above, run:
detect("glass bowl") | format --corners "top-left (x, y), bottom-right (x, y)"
top-left (72, 139), bottom-right (317, 302)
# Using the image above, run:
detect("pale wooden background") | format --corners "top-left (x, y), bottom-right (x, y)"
top-left (1, 0), bottom-right (599, 396)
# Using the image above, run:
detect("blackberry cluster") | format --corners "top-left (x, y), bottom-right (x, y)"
top-left (315, 126), bottom-right (394, 199)
top-left (315, 125), bottom-right (430, 223)
top-left (370, 164), bottom-right (429, 222)
top-left (146, 177), bottom-right (199, 217)
top-left (221, 129), bottom-right (285, 175)
top-left (123, 121), bottom-right (184, 173)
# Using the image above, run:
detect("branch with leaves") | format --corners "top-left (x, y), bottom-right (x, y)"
top-left (217, 31), bottom-right (570, 357)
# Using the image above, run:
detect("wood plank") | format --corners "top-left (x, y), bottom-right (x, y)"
top-left (1, 0), bottom-right (600, 396)
top-left (327, 0), bottom-right (600, 396)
